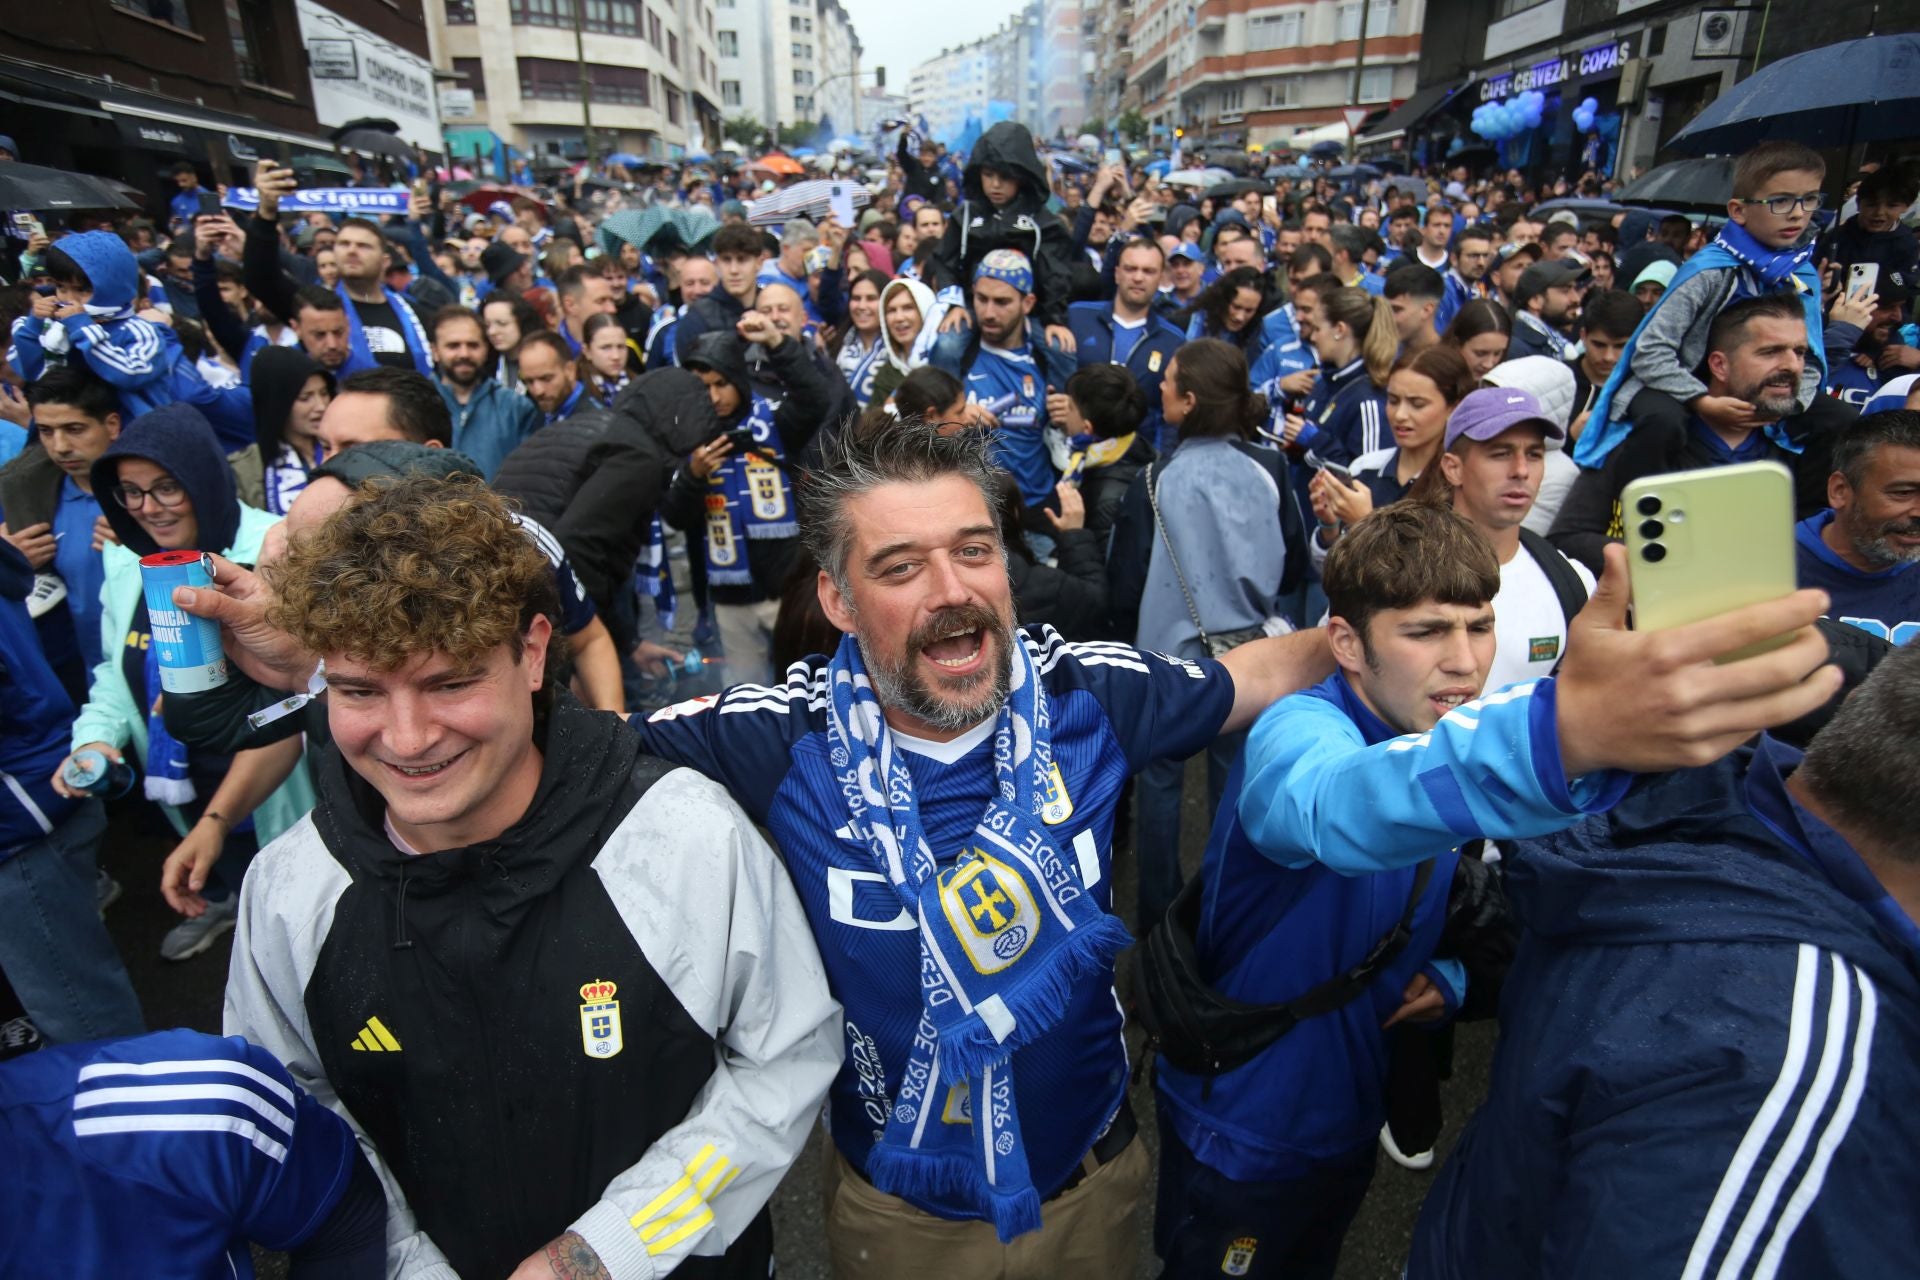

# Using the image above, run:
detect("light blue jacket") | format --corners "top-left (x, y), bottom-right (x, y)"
top-left (70, 505), bottom-right (314, 842)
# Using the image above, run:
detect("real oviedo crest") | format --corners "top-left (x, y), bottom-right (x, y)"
top-left (579, 979), bottom-right (624, 1059)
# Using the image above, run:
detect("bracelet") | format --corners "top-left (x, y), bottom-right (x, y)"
top-left (201, 809), bottom-right (232, 832)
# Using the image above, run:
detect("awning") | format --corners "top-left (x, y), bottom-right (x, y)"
top-left (1356, 78), bottom-right (1471, 147)
top-left (103, 100), bottom-right (337, 164)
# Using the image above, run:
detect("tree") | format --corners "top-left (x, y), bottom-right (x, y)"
top-left (776, 121), bottom-right (815, 150)
top-left (723, 114), bottom-right (764, 148)
top-left (1115, 110), bottom-right (1149, 144)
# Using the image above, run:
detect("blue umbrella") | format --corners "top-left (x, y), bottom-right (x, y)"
top-left (1668, 33), bottom-right (1920, 154)
top-left (1144, 158), bottom-right (1172, 177)
top-left (604, 151), bottom-right (645, 167)
top-left (1326, 163), bottom-right (1381, 181)
top-left (1308, 140), bottom-right (1344, 158)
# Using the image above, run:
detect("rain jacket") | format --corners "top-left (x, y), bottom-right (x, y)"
top-left (930, 123), bottom-right (1078, 328)
top-left (223, 695), bottom-right (841, 1280)
top-left (1411, 737), bottom-right (1920, 1279)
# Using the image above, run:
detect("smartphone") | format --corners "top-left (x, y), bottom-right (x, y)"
top-left (1622, 461), bottom-right (1796, 662)
top-left (1103, 147), bottom-right (1123, 168)
top-left (1847, 261), bottom-right (1880, 297)
top-left (723, 426), bottom-right (758, 453)
top-left (1318, 460), bottom-right (1354, 487)
top-left (197, 190), bottom-right (223, 215)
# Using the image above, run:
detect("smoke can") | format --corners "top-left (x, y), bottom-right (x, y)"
top-left (61, 748), bottom-right (136, 800)
top-left (138, 550), bottom-right (229, 693)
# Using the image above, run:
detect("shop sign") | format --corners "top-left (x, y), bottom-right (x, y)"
top-left (1481, 38), bottom-right (1634, 101)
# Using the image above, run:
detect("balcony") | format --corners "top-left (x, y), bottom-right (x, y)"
top-left (1196, 0), bottom-right (1224, 33)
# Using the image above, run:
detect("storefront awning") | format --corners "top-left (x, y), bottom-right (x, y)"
top-left (1356, 79), bottom-right (1471, 147)
top-left (103, 101), bottom-right (338, 165)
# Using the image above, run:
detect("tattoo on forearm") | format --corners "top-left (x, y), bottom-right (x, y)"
top-left (545, 1231), bottom-right (611, 1280)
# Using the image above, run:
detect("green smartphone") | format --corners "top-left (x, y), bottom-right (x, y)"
top-left (1622, 460), bottom-right (1796, 662)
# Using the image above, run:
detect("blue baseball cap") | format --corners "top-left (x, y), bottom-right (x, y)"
top-left (1444, 386), bottom-right (1565, 450)
top-left (1169, 243), bottom-right (1206, 264)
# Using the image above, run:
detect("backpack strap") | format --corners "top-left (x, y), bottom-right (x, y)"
top-left (1519, 527), bottom-right (1589, 625)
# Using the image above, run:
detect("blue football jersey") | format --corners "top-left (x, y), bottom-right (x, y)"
top-left (0, 1029), bottom-right (360, 1278)
top-left (632, 627), bottom-right (1237, 1216)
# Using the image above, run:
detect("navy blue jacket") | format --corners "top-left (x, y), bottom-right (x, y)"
top-left (1412, 737), bottom-right (1920, 1279)
top-left (0, 540), bottom-right (80, 860)
top-left (1066, 301), bottom-right (1185, 453)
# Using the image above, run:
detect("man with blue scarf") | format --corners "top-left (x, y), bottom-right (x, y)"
top-left (243, 165), bottom-right (434, 380)
top-left (634, 418), bottom-right (1337, 1276)
top-left (661, 322), bottom-right (838, 686)
top-left (1574, 141), bottom-right (1854, 493)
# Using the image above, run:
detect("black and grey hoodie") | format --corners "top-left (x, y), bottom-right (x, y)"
top-left (223, 695), bottom-right (840, 1279)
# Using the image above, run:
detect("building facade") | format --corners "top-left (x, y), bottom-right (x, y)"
top-left (3, 0), bottom-right (439, 199)
top-left (1128, 0), bottom-right (1423, 149)
top-left (430, 0), bottom-right (720, 168)
top-left (813, 0), bottom-right (863, 134)
top-left (714, 0), bottom-right (860, 135)
top-left (909, 39), bottom-right (993, 144)
top-left (1386, 0), bottom-right (1911, 177)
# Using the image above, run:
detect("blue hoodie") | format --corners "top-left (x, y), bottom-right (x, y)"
top-left (90, 402), bottom-right (242, 559)
top-left (1411, 737), bottom-right (1920, 1279)
top-left (10, 233), bottom-right (254, 453)
top-left (0, 539), bottom-right (81, 862)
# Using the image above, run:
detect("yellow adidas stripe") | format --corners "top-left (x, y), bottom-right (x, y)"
top-left (629, 1175), bottom-right (693, 1229)
top-left (351, 1031), bottom-right (375, 1051)
top-left (638, 1173), bottom-right (718, 1243)
top-left (366, 1016), bottom-right (402, 1051)
top-left (647, 1207), bottom-right (714, 1256)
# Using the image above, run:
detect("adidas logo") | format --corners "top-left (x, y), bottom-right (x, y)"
top-left (350, 1015), bottom-right (402, 1052)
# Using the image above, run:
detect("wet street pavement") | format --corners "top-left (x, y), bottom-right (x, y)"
top-left (96, 745), bottom-right (1493, 1280)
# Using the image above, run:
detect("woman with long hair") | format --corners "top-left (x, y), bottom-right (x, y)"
top-left (1441, 298), bottom-right (1512, 381)
top-left (834, 268), bottom-right (892, 409)
top-left (1187, 266), bottom-right (1273, 353)
top-left (1108, 338), bottom-right (1307, 933)
top-left (481, 293), bottom-right (546, 393)
top-left (1310, 346), bottom-right (1477, 562)
top-left (1280, 287), bottom-right (1397, 463)
top-left (578, 312), bottom-right (641, 406)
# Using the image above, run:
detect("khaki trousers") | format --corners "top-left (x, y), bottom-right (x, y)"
top-left (822, 1131), bottom-right (1149, 1280)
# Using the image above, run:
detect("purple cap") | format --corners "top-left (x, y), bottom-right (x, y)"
top-left (1443, 386), bottom-right (1565, 450)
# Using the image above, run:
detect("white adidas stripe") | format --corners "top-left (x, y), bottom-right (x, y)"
top-left (74, 1113), bottom-right (289, 1163)
top-left (1754, 963), bottom-right (1877, 1280)
top-left (78, 1056), bottom-right (296, 1107)
top-left (74, 1082), bottom-right (294, 1134)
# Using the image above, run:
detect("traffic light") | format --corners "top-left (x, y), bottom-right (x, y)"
top-left (1174, 127), bottom-right (1184, 139)
top-left (876, 66), bottom-right (886, 89)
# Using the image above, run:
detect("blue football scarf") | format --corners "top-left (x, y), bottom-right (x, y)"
top-left (701, 396), bottom-right (792, 587)
top-left (335, 283), bottom-right (433, 377)
top-left (825, 630), bottom-right (1131, 1241)
top-left (1575, 222), bottom-right (1823, 468)
top-left (143, 646), bottom-right (195, 807)
top-left (845, 336), bottom-right (888, 409)
top-left (636, 515), bottom-right (677, 630)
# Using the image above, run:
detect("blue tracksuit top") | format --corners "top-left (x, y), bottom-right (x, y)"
top-left (1066, 301), bottom-right (1184, 453)
top-left (1293, 357), bottom-right (1388, 467)
top-left (0, 540), bottom-right (79, 862)
top-left (1411, 736), bottom-right (1920, 1279)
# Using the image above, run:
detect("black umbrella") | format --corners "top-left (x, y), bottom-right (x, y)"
top-left (0, 162), bottom-right (136, 212)
top-left (1616, 158), bottom-right (1735, 213)
top-left (1203, 178), bottom-right (1273, 201)
top-left (1308, 140), bottom-right (1345, 158)
top-left (1668, 33), bottom-right (1920, 154)
top-left (331, 117), bottom-right (412, 160)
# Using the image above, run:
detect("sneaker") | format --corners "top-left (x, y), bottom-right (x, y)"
top-left (0, 1016), bottom-right (43, 1060)
top-left (159, 895), bottom-right (238, 962)
top-left (96, 868), bottom-right (123, 916)
top-left (1379, 1121), bottom-right (1435, 1171)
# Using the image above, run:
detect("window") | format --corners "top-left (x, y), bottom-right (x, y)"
top-left (665, 83), bottom-right (682, 122)
top-left (453, 56), bottom-right (488, 99)
top-left (717, 28), bottom-right (737, 54)
top-left (1261, 76), bottom-right (1299, 107)
top-left (444, 0), bottom-right (476, 20)
top-left (109, 0), bottom-right (194, 31)
top-left (1336, 0), bottom-right (1397, 39)
top-left (519, 57), bottom-right (649, 104)
top-left (792, 42), bottom-right (812, 59)
top-left (789, 13), bottom-right (810, 30)
top-left (795, 94), bottom-right (811, 113)
top-left (722, 78), bottom-right (742, 105)
top-left (793, 67), bottom-right (813, 85)
top-left (225, 0), bottom-right (285, 84)
top-left (1246, 10), bottom-right (1301, 51)
top-left (1358, 65), bottom-right (1393, 100)
top-left (1648, 22), bottom-right (1667, 54)
top-left (512, 0), bottom-right (643, 36)
top-left (669, 32), bottom-right (679, 63)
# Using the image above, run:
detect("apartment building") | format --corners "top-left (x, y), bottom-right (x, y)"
top-left (430, 0), bottom-right (722, 164)
top-left (1128, 0), bottom-right (1423, 148)
top-left (715, 0), bottom-right (862, 132)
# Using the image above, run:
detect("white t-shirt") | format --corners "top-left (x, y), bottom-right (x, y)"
top-left (1487, 541), bottom-right (1595, 695)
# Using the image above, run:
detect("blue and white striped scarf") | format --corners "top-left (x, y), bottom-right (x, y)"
top-left (825, 630), bottom-right (1130, 1241)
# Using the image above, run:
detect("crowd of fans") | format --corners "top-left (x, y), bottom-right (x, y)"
top-left (1, 118), bottom-right (1918, 1277)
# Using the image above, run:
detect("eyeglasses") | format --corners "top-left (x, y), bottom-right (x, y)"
top-left (1742, 192), bottom-right (1826, 216)
top-left (111, 478), bottom-right (188, 510)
